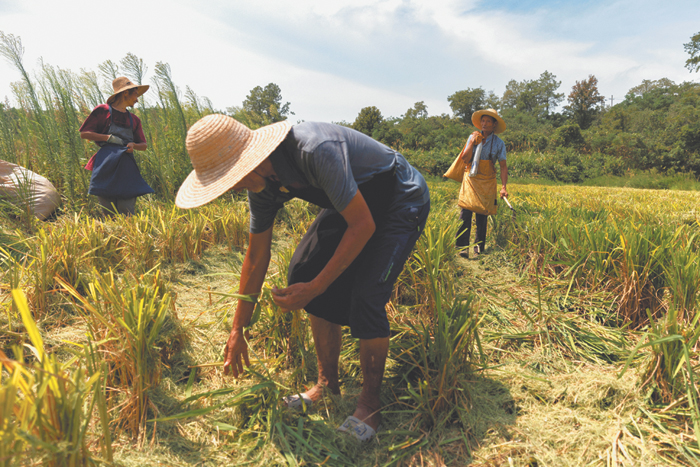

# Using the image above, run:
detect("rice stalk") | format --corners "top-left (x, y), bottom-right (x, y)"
top-left (1, 289), bottom-right (110, 466)
top-left (611, 222), bottom-right (667, 326)
top-left (250, 245), bottom-right (312, 381)
top-left (151, 205), bottom-right (210, 263)
top-left (395, 207), bottom-right (458, 316)
top-left (57, 270), bottom-right (171, 445)
top-left (200, 201), bottom-right (248, 250)
top-left (390, 291), bottom-right (482, 431)
top-left (663, 228), bottom-right (700, 321)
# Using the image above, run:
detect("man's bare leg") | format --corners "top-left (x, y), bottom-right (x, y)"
top-left (303, 314), bottom-right (342, 402)
top-left (352, 336), bottom-right (389, 431)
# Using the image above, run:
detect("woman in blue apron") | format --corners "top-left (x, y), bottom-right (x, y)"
top-left (80, 77), bottom-right (153, 216)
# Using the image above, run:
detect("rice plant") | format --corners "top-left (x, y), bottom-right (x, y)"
top-left (505, 192), bottom-right (699, 328)
top-left (394, 203), bottom-right (459, 316)
top-left (388, 200), bottom-right (483, 434)
top-left (391, 293), bottom-right (482, 429)
top-left (58, 270), bottom-right (173, 445)
top-left (150, 204), bottom-right (209, 263)
top-left (624, 306), bottom-right (700, 405)
top-left (0, 290), bottom-right (111, 466)
top-left (242, 244), bottom-right (314, 384)
top-left (482, 286), bottom-right (629, 364)
top-left (663, 228), bottom-right (700, 321)
top-left (199, 200), bottom-right (248, 251)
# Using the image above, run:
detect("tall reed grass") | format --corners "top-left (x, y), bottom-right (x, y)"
top-left (0, 31), bottom-right (212, 209)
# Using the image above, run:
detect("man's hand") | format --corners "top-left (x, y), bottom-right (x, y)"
top-left (271, 282), bottom-right (319, 311)
top-left (106, 134), bottom-right (125, 146)
top-left (126, 142), bottom-right (135, 153)
top-left (500, 186), bottom-right (508, 198)
top-left (223, 328), bottom-right (251, 377)
top-left (471, 131), bottom-right (484, 146)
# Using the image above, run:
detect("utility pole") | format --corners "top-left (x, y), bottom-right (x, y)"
top-left (609, 95), bottom-right (614, 107)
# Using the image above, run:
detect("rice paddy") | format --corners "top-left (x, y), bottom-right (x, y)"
top-left (1, 179), bottom-right (699, 466)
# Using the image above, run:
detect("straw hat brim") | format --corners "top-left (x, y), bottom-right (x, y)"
top-left (472, 109), bottom-right (506, 134)
top-left (106, 84), bottom-right (150, 105)
top-left (175, 119), bottom-right (292, 209)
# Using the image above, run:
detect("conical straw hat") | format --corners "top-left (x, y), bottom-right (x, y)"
top-left (176, 114), bottom-right (292, 209)
top-left (106, 77), bottom-right (150, 105)
top-left (471, 108), bottom-right (506, 134)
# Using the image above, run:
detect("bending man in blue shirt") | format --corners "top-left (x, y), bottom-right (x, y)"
top-left (176, 115), bottom-right (430, 440)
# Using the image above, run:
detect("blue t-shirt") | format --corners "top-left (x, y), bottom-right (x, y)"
top-left (248, 122), bottom-right (429, 234)
top-left (468, 133), bottom-right (507, 162)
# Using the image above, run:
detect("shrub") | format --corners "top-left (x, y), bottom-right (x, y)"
top-left (550, 123), bottom-right (585, 149)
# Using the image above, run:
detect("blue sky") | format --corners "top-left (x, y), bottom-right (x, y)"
top-left (0, 0), bottom-right (698, 124)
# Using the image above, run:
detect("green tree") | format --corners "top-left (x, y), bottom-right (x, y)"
top-left (501, 71), bottom-right (563, 120)
top-left (565, 75), bottom-right (605, 130)
top-left (485, 90), bottom-right (501, 111)
top-left (447, 88), bottom-right (485, 123)
top-left (684, 31), bottom-right (700, 73)
top-left (550, 123), bottom-right (585, 148)
top-left (627, 78), bottom-right (675, 98)
top-left (372, 118), bottom-right (402, 149)
top-left (537, 71), bottom-right (564, 116)
top-left (229, 83), bottom-right (292, 128)
top-left (244, 83), bottom-right (291, 120)
top-left (405, 101), bottom-right (428, 119)
top-left (352, 106), bottom-right (383, 136)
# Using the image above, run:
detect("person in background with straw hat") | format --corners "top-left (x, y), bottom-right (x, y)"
top-left (455, 108), bottom-right (508, 258)
top-left (80, 77), bottom-right (153, 216)
top-left (176, 115), bottom-right (430, 441)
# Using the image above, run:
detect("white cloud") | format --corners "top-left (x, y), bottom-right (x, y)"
top-left (1, 0), bottom-right (699, 122)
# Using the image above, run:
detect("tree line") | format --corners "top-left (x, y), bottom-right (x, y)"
top-left (241, 32), bottom-right (700, 184)
top-left (0, 29), bottom-right (698, 213)
top-left (347, 73), bottom-right (700, 183)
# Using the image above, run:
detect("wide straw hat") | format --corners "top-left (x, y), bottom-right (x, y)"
top-left (106, 77), bottom-right (150, 105)
top-left (471, 108), bottom-right (506, 134)
top-left (175, 114), bottom-right (292, 209)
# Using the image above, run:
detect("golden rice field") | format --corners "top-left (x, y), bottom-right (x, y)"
top-left (1, 180), bottom-right (699, 467)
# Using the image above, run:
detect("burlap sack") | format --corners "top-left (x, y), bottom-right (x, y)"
top-left (443, 142), bottom-right (467, 182)
top-left (0, 160), bottom-right (61, 220)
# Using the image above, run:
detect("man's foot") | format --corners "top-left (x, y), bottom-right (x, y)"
top-left (473, 246), bottom-right (480, 257)
top-left (284, 382), bottom-right (339, 409)
top-left (458, 250), bottom-right (469, 259)
top-left (337, 416), bottom-right (377, 442)
top-left (283, 393), bottom-right (312, 410)
top-left (352, 403), bottom-right (381, 432)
